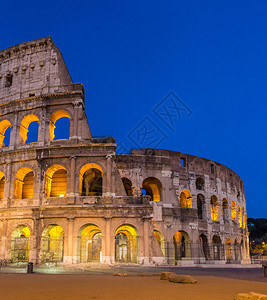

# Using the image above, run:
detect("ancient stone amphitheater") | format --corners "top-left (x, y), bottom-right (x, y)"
top-left (0, 37), bottom-right (250, 265)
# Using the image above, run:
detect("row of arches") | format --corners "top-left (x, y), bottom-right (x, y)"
top-left (0, 110), bottom-right (71, 148)
top-left (200, 194), bottom-right (246, 228)
top-left (10, 223), bottom-right (139, 264)
top-left (0, 163), bottom-right (104, 200)
top-left (153, 230), bottom-right (244, 263)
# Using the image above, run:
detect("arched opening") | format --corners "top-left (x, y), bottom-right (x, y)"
top-left (197, 194), bottom-right (205, 219)
top-left (45, 165), bottom-right (67, 197)
top-left (122, 178), bottom-right (133, 196)
top-left (238, 205), bottom-right (242, 228)
top-left (212, 235), bottom-right (222, 260)
top-left (222, 198), bottom-right (228, 221)
top-left (142, 177), bottom-right (162, 201)
top-left (199, 234), bottom-right (209, 260)
top-left (11, 225), bottom-right (30, 262)
top-left (115, 225), bottom-right (138, 263)
top-left (210, 195), bottom-right (219, 221)
top-left (50, 110), bottom-right (71, 141)
top-left (153, 230), bottom-right (165, 256)
top-left (79, 163), bottom-right (103, 196)
top-left (14, 167), bottom-right (34, 199)
top-left (0, 171), bottom-right (5, 200)
top-left (0, 120), bottom-right (11, 148)
top-left (26, 121), bottom-right (39, 143)
top-left (173, 231), bottom-right (191, 263)
top-left (79, 224), bottom-right (102, 263)
top-left (179, 190), bottom-right (192, 208)
top-left (196, 177), bottom-right (204, 190)
top-left (41, 225), bottom-right (64, 263)
top-left (19, 114), bottom-right (39, 144)
top-left (231, 201), bottom-right (237, 221)
top-left (226, 238), bottom-right (232, 262)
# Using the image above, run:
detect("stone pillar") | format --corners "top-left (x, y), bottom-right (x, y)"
top-left (36, 158), bottom-right (44, 206)
top-left (0, 219), bottom-right (8, 260)
top-left (104, 217), bottom-right (111, 264)
top-left (142, 218), bottom-right (150, 265)
top-left (70, 101), bottom-right (79, 140)
top-left (9, 112), bottom-right (18, 148)
top-left (30, 218), bottom-right (40, 264)
top-left (65, 218), bottom-right (74, 264)
top-left (68, 156), bottom-right (76, 197)
top-left (38, 107), bottom-right (47, 145)
top-left (4, 161), bottom-right (12, 208)
top-left (103, 154), bottom-right (113, 196)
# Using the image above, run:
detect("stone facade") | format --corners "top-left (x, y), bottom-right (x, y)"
top-left (0, 37), bottom-right (250, 265)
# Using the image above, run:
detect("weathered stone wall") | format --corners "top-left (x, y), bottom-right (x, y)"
top-left (0, 37), bottom-right (250, 265)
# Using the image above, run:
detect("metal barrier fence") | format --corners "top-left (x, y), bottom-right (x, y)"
top-left (161, 242), bottom-right (243, 264)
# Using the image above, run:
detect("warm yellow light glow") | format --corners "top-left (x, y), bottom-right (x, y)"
top-left (238, 205), bottom-right (242, 228)
top-left (231, 201), bottom-right (237, 220)
top-left (20, 114), bottom-right (39, 144)
top-left (14, 167), bottom-right (34, 199)
top-left (49, 110), bottom-right (71, 141)
top-left (210, 195), bottom-right (219, 221)
top-left (142, 177), bottom-right (162, 202)
top-left (179, 190), bottom-right (192, 208)
top-left (45, 164), bottom-right (67, 197)
top-left (0, 120), bottom-right (11, 148)
top-left (153, 230), bottom-right (165, 256)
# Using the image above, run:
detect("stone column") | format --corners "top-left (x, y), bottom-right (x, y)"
top-left (4, 161), bottom-right (12, 208)
top-left (9, 112), bottom-right (18, 148)
top-left (37, 107), bottom-right (47, 145)
top-left (142, 218), bottom-right (150, 265)
top-left (30, 218), bottom-right (40, 264)
top-left (65, 218), bottom-right (74, 264)
top-left (103, 154), bottom-right (113, 196)
top-left (0, 219), bottom-right (8, 259)
top-left (68, 156), bottom-right (76, 197)
top-left (104, 217), bottom-right (111, 264)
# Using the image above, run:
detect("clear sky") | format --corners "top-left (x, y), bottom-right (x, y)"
top-left (0, 0), bottom-right (266, 218)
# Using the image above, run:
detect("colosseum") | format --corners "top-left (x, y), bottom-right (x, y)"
top-left (0, 37), bottom-right (250, 266)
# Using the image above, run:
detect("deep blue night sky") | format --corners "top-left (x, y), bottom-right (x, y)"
top-left (0, 1), bottom-right (266, 218)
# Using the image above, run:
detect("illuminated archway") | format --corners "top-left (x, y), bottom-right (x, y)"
top-left (231, 201), bottom-right (237, 221)
top-left (212, 235), bottom-right (222, 260)
top-left (79, 163), bottom-right (103, 196)
top-left (197, 194), bottom-right (205, 219)
top-left (115, 225), bottom-right (138, 263)
top-left (122, 178), bottom-right (133, 196)
top-left (0, 171), bottom-right (5, 200)
top-left (19, 114), bottom-right (39, 144)
top-left (234, 238), bottom-right (241, 260)
top-left (199, 234), bottom-right (209, 260)
top-left (153, 230), bottom-right (165, 256)
top-left (173, 231), bottom-right (191, 262)
top-left (142, 177), bottom-right (162, 201)
top-left (238, 205), bottom-right (242, 228)
top-left (242, 208), bottom-right (246, 229)
top-left (49, 110), bottom-right (71, 141)
top-left (14, 167), bottom-right (34, 199)
top-left (41, 225), bottom-right (64, 263)
top-left (79, 224), bottom-right (102, 263)
top-left (45, 165), bottom-right (67, 197)
top-left (226, 238), bottom-right (232, 262)
top-left (210, 195), bottom-right (219, 221)
top-left (0, 120), bottom-right (11, 148)
top-left (179, 190), bottom-right (192, 208)
top-left (11, 225), bottom-right (30, 262)
top-left (222, 198), bottom-right (228, 221)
